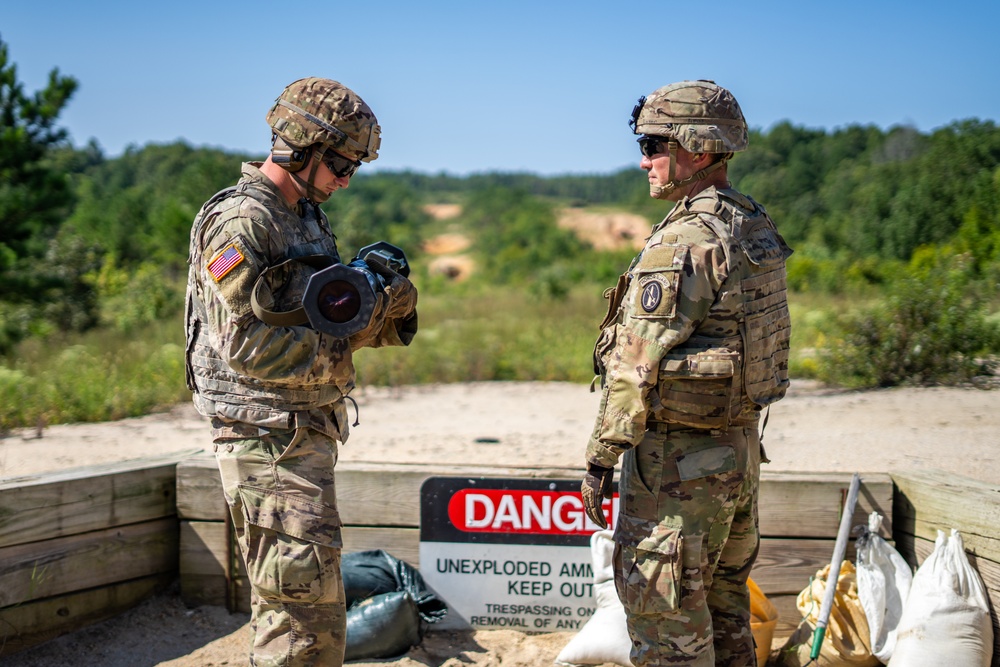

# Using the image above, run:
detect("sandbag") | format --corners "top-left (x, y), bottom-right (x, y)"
top-left (775, 561), bottom-right (879, 666)
top-left (555, 530), bottom-right (632, 667)
top-left (887, 529), bottom-right (993, 667)
top-left (556, 530), bottom-right (778, 666)
top-left (343, 549), bottom-right (447, 623)
top-left (855, 512), bottom-right (912, 663)
top-left (342, 550), bottom-right (447, 661)
top-left (344, 591), bottom-right (422, 662)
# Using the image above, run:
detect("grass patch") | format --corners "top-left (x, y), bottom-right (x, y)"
top-left (354, 284), bottom-right (605, 386)
top-left (786, 291), bottom-right (869, 379)
top-left (0, 321), bottom-right (189, 431)
top-left (1, 282), bottom-right (858, 430)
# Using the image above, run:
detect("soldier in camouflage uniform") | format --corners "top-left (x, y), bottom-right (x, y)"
top-left (185, 77), bottom-right (417, 667)
top-left (581, 80), bottom-right (792, 667)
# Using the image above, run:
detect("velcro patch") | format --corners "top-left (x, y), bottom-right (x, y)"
top-left (207, 243), bottom-right (245, 281)
top-left (204, 234), bottom-right (258, 318)
top-left (630, 244), bottom-right (688, 320)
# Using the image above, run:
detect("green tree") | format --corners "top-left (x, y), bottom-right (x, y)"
top-left (65, 142), bottom-right (244, 271)
top-left (321, 174), bottom-right (432, 258)
top-left (0, 35), bottom-right (79, 288)
top-left (465, 186), bottom-right (592, 296)
top-left (0, 35), bottom-right (93, 351)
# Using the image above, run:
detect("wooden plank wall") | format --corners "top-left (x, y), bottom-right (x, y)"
top-left (6, 450), bottom-right (996, 662)
top-left (892, 470), bottom-right (1000, 666)
top-left (177, 453), bottom-right (893, 636)
top-left (0, 449), bottom-right (202, 657)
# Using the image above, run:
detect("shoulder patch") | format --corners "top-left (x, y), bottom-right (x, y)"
top-left (203, 234), bottom-right (258, 319)
top-left (641, 281), bottom-right (664, 313)
top-left (629, 244), bottom-right (689, 320)
top-left (207, 243), bottom-right (245, 281)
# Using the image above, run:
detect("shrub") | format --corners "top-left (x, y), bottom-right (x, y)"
top-left (90, 258), bottom-right (184, 332)
top-left (818, 256), bottom-right (1000, 388)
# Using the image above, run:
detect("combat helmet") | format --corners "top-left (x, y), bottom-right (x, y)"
top-left (629, 80), bottom-right (747, 199)
top-left (265, 77), bottom-right (381, 201)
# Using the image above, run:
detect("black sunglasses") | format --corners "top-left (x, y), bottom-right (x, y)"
top-left (322, 150), bottom-right (362, 178)
top-left (637, 135), bottom-right (669, 159)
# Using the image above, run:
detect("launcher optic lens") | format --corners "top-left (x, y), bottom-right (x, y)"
top-left (316, 281), bottom-right (362, 323)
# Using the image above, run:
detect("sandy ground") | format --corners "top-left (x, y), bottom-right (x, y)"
top-left (2, 380), bottom-right (999, 666)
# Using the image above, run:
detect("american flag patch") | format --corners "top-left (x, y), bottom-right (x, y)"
top-left (207, 243), bottom-right (245, 281)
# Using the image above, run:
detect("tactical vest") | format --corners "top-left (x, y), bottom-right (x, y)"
top-left (184, 173), bottom-right (347, 425)
top-left (597, 188), bottom-right (792, 430)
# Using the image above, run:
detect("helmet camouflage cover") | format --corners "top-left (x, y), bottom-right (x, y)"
top-left (630, 80), bottom-right (748, 153)
top-left (266, 77), bottom-right (381, 162)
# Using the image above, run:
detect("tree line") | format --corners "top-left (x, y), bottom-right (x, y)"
top-left (2, 35), bottom-right (999, 388)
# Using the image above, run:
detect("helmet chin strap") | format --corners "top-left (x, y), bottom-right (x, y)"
top-left (289, 153), bottom-right (330, 203)
top-left (649, 140), bottom-right (729, 200)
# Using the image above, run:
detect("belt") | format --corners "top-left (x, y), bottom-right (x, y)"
top-left (647, 419), bottom-right (758, 434)
top-left (647, 421), bottom-right (707, 434)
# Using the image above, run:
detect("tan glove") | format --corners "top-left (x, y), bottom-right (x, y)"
top-left (581, 463), bottom-right (614, 529)
top-left (368, 260), bottom-right (417, 320)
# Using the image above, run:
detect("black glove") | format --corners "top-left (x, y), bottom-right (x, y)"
top-left (581, 464), bottom-right (614, 529)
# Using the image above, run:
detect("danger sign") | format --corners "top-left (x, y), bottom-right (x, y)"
top-left (447, 487), bottom-right (607, 536)
top-left (419, 477), bottom-right (619, 631)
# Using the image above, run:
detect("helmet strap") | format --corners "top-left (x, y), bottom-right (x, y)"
top-left (289, 152), bottom-right (329, 203)
top-left (650, 142), bottom-right (729, 200)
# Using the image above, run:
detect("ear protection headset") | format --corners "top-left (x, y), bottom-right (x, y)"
top-left (270, 134), bottom-right (312, 172)
top-left (270, 133), bottom-right (333, 203)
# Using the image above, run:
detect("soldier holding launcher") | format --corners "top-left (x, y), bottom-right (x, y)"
top-left (185, 77), bottom-right (417, 666)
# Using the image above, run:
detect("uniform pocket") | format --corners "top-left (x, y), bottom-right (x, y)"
top-left (657, 349), bottom-right (739, 429)
top-left (676, 445), bottom-right (737, 481)
top-left (242, 526), bottom-right (343, 605)
top-left (617, 525), bottom-right (683, 614)
top-left (592, 323), bottom-right (619, 378)
top-left (236, 485), bottom-right (344, 605)
top-left (237, 484), bottom-right (342, 547)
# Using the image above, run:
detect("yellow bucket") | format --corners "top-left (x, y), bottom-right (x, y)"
top-left (750, 576), bottom-right (779, 666)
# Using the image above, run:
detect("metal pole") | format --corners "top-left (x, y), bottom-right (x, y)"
top-left (809, 472), bottom-right (861, 663)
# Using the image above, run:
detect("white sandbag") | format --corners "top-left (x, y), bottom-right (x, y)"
top-left (555, 530), bottom-right (632, 667)
top-left (855, 512), bottom-right (912, 663)
top-left (887, 529), bottom-right (993, 667)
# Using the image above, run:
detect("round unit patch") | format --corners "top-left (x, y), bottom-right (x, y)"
top-left (641, 282), bottom-right (663, 312)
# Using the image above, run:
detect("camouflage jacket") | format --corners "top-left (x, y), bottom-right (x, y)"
top-left (586, 186), bottom-right (791, 468)
top-left (184, 162), bottom-right (414, 442)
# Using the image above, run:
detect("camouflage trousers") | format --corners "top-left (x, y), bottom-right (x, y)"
top-left (214, 424), bottom-right (347, 667)
top-left (613, 422), bottom-right (762, 667)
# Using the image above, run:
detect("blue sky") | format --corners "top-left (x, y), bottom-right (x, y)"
top-left (4, 1), bottom-right (998, 176)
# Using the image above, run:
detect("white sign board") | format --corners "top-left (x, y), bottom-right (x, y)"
top-left (419, 477), bottom-right (619, 631)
